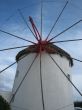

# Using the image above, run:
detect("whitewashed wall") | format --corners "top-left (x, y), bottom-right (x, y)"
top-left (11, 52), bottom-right (74, 110)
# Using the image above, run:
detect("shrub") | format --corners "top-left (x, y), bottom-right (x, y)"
top-left (0, 95), bottom-right (11, 110)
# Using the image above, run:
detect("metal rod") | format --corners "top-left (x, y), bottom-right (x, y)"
top-left (18, 9), bottom-right (38, 40)
top-left (0, 29), bottom-right (35, 44)
top-left (10, 54), bottom-right (38, 103)
top-left (48, 20), bottom-right (82, 42)
top-left (51, 38), bottom-right (82, 43)
top-left (0, 62), bottom-right (16, 74)
top-left (40, 51), bottom-right (45, 110)
top-left (0, 45), bottom-right (29, 52)
top-left (41, 0), bottom-right (43, 40)
top-left (47, 42), bottom-right (82, 63)
top-left (49, 54), bottom-right (82, 96)
top-left (0, 47), bottom-right (33, 74)
top-left (46, 1), bottom-right (68, 40)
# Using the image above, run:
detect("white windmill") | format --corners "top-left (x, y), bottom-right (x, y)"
top-left (0, 0), bottom-right (82, 110)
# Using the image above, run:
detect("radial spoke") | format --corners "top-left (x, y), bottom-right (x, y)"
top-left (0, 45), bottom-right (34, 74)
top-left (0, 45), bottom-right (30, 52)
top-left (10, 54), bottom-right (38, 103)
top-left (48, 54), bottom-right (82, 96)
top-left (51, 38), bottom-right (82, 43)
top-left (18, 9), bottom-right (37, 40)
top-left (47, 45), bottom-right (82, 63)
top-left (41, 0), bottom-right (43, 39)
top-left (0, 62), bottom-right (16, 74)
top-left (46, 1), bottom-right (68, 40)
top-left (48, 19), bottom-right (82, 42)
top-left (40, 52), bottom-right (45, 110)
top-left (0, 29), bottom-right (36, 44)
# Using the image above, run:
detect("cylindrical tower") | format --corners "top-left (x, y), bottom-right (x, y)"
top-left (11, 43), bottom-right (74, 110)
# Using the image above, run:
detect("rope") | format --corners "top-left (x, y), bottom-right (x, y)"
top-left (18, 9), bottom-right (37, 40)
top-left (51, 40), bottom-right (82, 63)
top-left (41, 0), bottom-right (43, 39)
top-left (0, 29), bottom-right (35, 44)
top-left (51, 38), bottom-right (82, 43)
top-left (48, 19), bottom-right (82, 42)
top-left (0, 46), bottom-right (33, 74)
top-left (46, 0), bottom-right (69, 40)
top-left (0, 45), bottom-right (29, 52)
top-left (0, 62), bottom-right (16, 74)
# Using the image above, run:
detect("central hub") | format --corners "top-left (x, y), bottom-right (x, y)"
top-left (37, 40), bottom-right (48, 52)
top-left (38, 40), bottom-right (47, 45)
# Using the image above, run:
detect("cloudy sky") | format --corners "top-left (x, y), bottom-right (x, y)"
top-left (0, 0), bottom-right (82, 101)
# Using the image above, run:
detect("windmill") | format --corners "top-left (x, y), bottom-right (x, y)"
top-left (0, 0), bottom-right (82, 110)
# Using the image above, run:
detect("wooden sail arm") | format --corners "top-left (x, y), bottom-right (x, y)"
top-left (29, 16), bottom-right (41, 41)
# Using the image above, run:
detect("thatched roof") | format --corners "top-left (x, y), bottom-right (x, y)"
top-left (16, 43), bottom-right (73, 67)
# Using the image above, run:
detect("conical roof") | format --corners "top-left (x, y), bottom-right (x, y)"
top-left (16, 43), bottom-right (73, 67)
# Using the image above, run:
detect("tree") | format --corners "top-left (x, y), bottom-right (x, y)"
top-left (0, 95), bottom-right (11, 110)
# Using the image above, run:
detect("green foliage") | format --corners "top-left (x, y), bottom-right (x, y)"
top-left (0, 95), bottom-right (11, 110)
top-left (74, 101), bottom-right (82, 108)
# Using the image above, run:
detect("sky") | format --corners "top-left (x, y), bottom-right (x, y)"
top-left (0, 0), bottom-right (82, 101)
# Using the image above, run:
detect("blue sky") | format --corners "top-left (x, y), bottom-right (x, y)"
top-left (0, 0), bottom-right (82, 101)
